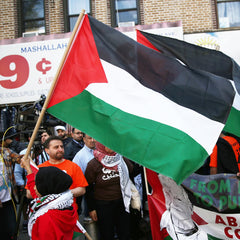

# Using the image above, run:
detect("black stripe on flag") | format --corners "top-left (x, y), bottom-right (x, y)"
top-left (88, 15), bottom-right (234, 124)
top-left (138, 30), bottom-right (240, 93)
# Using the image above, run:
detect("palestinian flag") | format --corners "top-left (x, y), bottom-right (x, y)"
top-left (136, 30), bottom-right (240, 137)
top-left (73, 220), bottom-right (86, 239)
top-left (147, 169), bottom-right (240, 240)
top-left (47, 14), bottom-right (235, 184)
top-left (30, 160), bottom-right (39, 175)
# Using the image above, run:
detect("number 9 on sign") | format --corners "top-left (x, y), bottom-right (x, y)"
top-left (0, 55), bottom-right (29, 89)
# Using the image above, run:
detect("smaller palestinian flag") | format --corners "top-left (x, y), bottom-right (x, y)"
top-left (30, 161), bottom-right (39, 175)
top-left (136, 30), bottom-right (240, 138)
top-left (73, 220), bottom-right (86, 239)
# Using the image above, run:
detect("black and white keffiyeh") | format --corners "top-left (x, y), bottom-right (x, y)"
top-left (27, 190), bottom-right (73, 237)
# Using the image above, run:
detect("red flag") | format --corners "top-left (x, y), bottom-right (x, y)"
top-left (146, 169), bottom-right (170, 240)
top-left (30, 160), bottom-right (39, 175)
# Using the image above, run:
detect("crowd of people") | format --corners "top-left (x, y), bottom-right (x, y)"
top-left (1, 122), bottom-right (240, 240)
top-left (0, 124), bottom-right (150, 240)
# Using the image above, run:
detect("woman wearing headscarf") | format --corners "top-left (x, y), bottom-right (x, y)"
top-left (21, 156), bottom-right (81, 240)
top-left (85, 142), bottom-right (133, 240)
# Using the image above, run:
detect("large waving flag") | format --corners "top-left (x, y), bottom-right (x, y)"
top-left (147, 169), bottom-right (240, 240)
top-left (136, 30), bottom-right (240, 138)
top-left (47, 14), bottom-right (235, 184)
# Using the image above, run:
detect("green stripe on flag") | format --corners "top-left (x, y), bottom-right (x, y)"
top-left (207, 234), bottom-right (223, 240)
top-left (72, 231), bottom-right (83, 239)
top-left (224, 106), bottom-right (240, 137)
top-left (48, 90), bottom-right (208, 184)
top-left (164, 236), bottom-right (172, 240)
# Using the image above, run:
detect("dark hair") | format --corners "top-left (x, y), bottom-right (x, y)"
top-left (41, 129), bottom-right (52, 136)
top-left (44, 136), bottom-right (63, 149)
top-left (0, 132), bottom-right (3, 142)
top-left (0, 131), bottom-right (14, 141)
top-left (72, 128), bottom-right (83, 134)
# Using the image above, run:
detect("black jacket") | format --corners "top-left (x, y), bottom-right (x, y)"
top-left (64, 139), bottom-right (84, 161)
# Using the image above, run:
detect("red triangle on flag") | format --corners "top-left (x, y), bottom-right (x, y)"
top-left (48, 15), bottom-right (108, 108)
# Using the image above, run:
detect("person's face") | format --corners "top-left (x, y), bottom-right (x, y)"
top-left (57, 129), bottom-right (66, 138)
top-left (83, 135), bottom-right (96, 149)
top-left (4, 138), bottom-right (13, 147)
top-left (72, 129), bottom-right (83, 142)
top-left (41, 132), bottom-right (50, 144)
top-left (45, 140), bottom-right (64, 160)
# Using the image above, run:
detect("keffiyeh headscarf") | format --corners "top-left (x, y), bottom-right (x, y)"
top-left (28, 190), bottom-right (73, 237)
top-left (94, 142), bottom-right (132, 212)
top-left (28, 166), bottom-right (74, 237)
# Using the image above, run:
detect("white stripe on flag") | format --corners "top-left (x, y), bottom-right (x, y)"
top-left (76, 220), bottom-right (86, 234)
top-left (86, 60), bottom-right (224, 154)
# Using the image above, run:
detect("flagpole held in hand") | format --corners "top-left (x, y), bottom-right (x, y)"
top-left (22, 9), bottom-right (86, 162)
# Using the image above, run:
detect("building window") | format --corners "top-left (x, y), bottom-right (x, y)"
top-left (111, 0), bottom-right (140, 27)
top-left (64, 0), bottom-right (91, 32)
top-left (21, 0), bottom-right (45, 35)
top-left (217, 0), bottom-right (240, 28)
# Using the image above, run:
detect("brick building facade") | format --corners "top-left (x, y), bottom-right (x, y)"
top-left (0, 0), bottom-right (234, 40)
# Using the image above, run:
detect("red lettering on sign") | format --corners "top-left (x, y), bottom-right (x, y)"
top-left (216, 215), bottom-right (227, 225)
top-left (224, 227), bottom-right (240, 239)
top-left (36, 58), bottom-right (51, 75)
top-left (227, 217), bottom-right (238, 227)
top-left (0, 55), bottom-right (29, 89)
top-left (225, 227), bottom-right (234, 238)
top-left (235, 229), bottom-right (240, 238)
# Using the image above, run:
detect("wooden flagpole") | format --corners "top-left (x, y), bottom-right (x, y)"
top-left (22, 9), bottom-right (94, 240)
top-left (23, 9), bottom-right (86, 161)
top-left (84, 231), bottom-right (93, 240)
top-left (143, 167), bottom-right (150, 195)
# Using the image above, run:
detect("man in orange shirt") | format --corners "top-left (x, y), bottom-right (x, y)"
top-left (26, 136), bottom-right (88, 204)
top-left (209, 132), bottom-right (240, 175)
